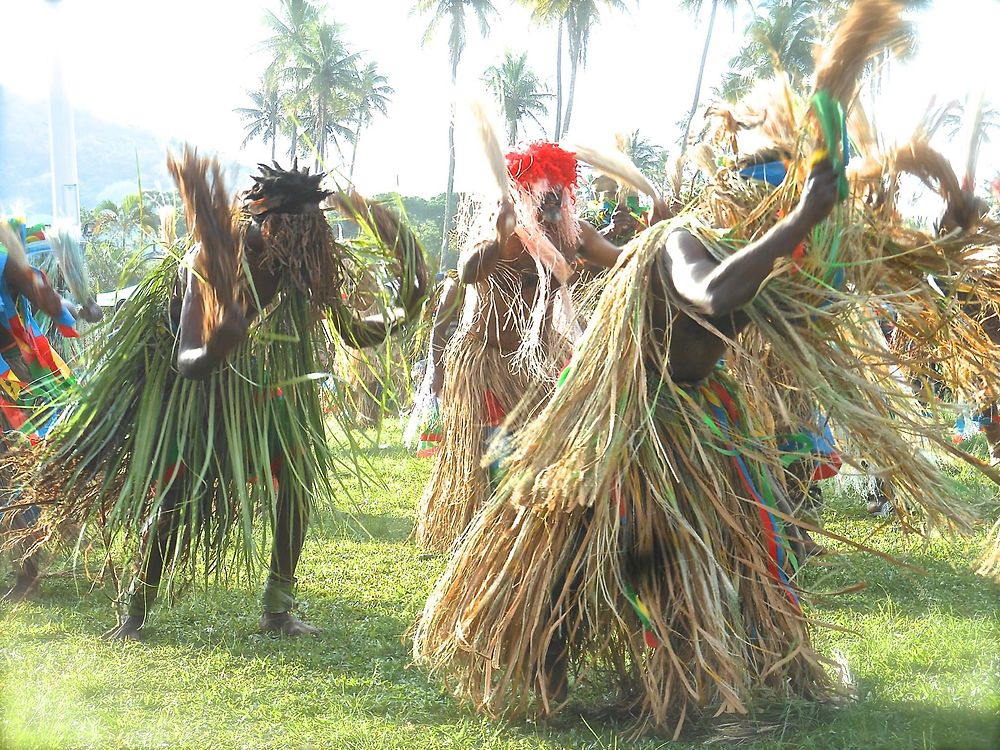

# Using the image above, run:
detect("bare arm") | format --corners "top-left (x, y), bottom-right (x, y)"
top-left (176, 265), bottom-right (250, 380)
top-left (327, 191), bottom-right (430, 349)
top-left (430, 277), bottom-right (463, 395)
top-left (663, 160), bottom-right (838, 318)
top-left (458, 200), bottom-right (520, 284)
top-left (577, 221), bottom-right (623, 269)
top-left (3, 263), bottom-right (63, 320)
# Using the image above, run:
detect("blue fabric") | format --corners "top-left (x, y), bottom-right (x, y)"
top-left (738, 161), bottom-right (787, 187)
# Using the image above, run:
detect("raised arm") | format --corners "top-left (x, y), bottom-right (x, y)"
top-left (662, 160), bottom-right (838, 319)
top-left (429, 276), bottom-right (464, 396)
top-left (458, 200), bottom-right (520, 284)
top-left (327, 191), bottom-right (429, 350)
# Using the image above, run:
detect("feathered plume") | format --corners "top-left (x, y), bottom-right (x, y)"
top-left (812, 0), bottom-right (909, 108)
top-left (49, 222), bottom-right (94, 307)
top-left (570, 141), bottom-right (660, 200)
top-left (468, 97), bottom-right (510, 201)
top-left (167, 145), bottom-right (241, 337)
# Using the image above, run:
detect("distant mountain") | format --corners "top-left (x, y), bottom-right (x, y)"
top-left (0, 88), bottom-right (250, 218)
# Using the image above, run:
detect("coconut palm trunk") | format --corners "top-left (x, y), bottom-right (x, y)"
top-left (680, 0), bottom-right (719, 156)
top-left (562, 53), bottom-right (578, 137)
top-left (554, 19), bottom-right (563, 139)
top-left (349, 123), bottom-right (361, 180)
top-left (441, 52), bottom-right (460, 268)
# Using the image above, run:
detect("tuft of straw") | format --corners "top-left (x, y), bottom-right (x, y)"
top-left (468, 98), bottom-right (510, 201)
top-left (812, 0), bottom-right (908, 108)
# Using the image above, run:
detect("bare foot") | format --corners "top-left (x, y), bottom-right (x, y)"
top-left (102, 614), bottom-right (145, 641)
top-left (258, 611), bottom-right (320, 636)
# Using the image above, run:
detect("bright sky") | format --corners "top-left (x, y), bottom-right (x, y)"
top-left (1, 0), bottom-right (998, 199)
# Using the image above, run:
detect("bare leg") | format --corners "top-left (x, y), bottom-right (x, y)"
top-left (259, 465), bottom-right (319, 636)
top-left (2, 508), bottom-right (42, 602)
top-left (103, 487), bottom-right (183, 641)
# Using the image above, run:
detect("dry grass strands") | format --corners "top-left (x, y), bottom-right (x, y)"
top-left (255, 210), bottom-right (345, 309)
top-left (415, 334), bottom-right (557, 552)
top-left (414, 111), bottom-right (1000, 731)
top-left (415, 225), bottom-right (836, 735)
top-left (812, 0), bottom-right (909, 108)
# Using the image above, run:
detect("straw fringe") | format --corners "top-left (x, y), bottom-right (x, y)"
top-left (415, 334), bottom-right (558, 552)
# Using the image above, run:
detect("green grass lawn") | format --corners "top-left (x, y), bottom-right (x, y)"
top-left (2, 425), bottom-right (999, 750)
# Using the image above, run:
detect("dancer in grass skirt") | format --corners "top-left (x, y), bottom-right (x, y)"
top-left (415, 142), bottom-right (627, 552)
top-left (414, 1), bottom-right (1000, 732)
top-left (1, 219), bottom-right (101, 600)
top-left (12, 152), bottom-right (427, 638)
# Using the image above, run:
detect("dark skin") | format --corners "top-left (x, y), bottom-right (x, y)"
top-left (457, 191), bottom-right (667, 352)
top-left (652, 159), bottom-right (840, 382)
top-left (105, 192), bottom-right (425, 639)
top-left (646, 160), bottom-right (839, 560)
top-left (429, 276), bottom-right (464, 397)
top-left (542, 161), bottom-right (840, 697)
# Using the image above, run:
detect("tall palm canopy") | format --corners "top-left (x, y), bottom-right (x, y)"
top-left (236, 0), bottom-right (393, 177)
top-left (235, 83), bottom-right (283, 161)
top-left (520, 0), bottom-right (630, 140)
top-left (484, 51), bottom-right (552, 145)
top-left (719, 0), bottom-right (817, 102)
top-left (350, 62), bottom-right (395, 178)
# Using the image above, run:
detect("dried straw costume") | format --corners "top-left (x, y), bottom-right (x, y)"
top-left (415, 142), bottom-right (584, 552)
top-left (11, 155), bottom-right (426, 623)
top-left (414, 1), bottom-right (1000, 733)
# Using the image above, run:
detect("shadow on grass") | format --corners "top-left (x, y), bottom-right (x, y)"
top-left (802, 546), bottom-right (1000, 620)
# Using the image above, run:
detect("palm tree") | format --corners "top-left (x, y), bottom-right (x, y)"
top-left (561, 0), bottom-right (628, 138)
top-left (284, 21), bottom-right (361, 171)
top-left (235, 82), bottom-right (283, 161)
top-left (620, 130), bottom-right (667, 185)
top-left (679, 0), bottom-right (741, 154)
top-left (484, 51), bottom-right (552, 145)
top-left (518, 0), bottom-right (565, 139)
top-left (93, 195), bottom-right (157, 253)
top-left (413, 0), bottom-right (498, 265)
top-left (259, 0), bottom-right (321, 161)
top-left (718, 0), bottom-right (816, 102)
top-left (349, 62), bottom-right (394, 179)
top-left (716, 0), bottom-right (932, 104)
top-left (523, 0), bottom-right (630, 140)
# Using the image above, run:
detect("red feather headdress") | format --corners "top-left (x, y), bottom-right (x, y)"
top-left (506, 142), bottom-right (579, 195)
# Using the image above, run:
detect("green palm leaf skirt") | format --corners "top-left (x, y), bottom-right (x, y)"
top-left (13, 253), bottom-right (348, 590)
